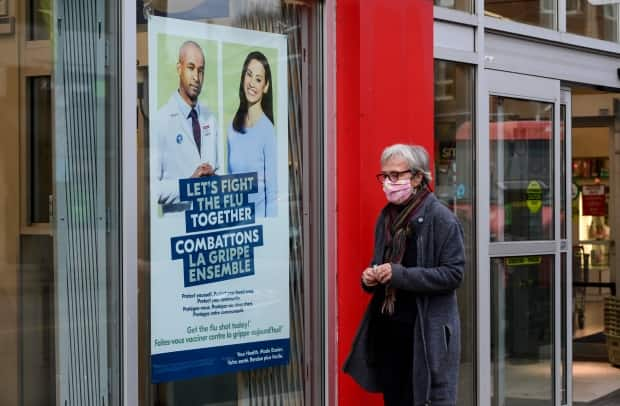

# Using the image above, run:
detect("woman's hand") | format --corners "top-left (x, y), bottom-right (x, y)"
top-left (362, 267), bottom-right (379, 287)
top-left (375, 263), bottom-right (392, 284)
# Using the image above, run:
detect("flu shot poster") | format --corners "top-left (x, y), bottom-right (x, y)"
top-left (148, 16), bottom-right (289, 383)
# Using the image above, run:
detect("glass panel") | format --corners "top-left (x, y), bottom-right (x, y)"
top-left (485, 0), bottom-right (556, 30)
top-left (19, 235), bottom-right (55, 405)
top-left (434, 59), bottom-right (476, 406)
top-left (29, 0), bottom-right (53, 41)
top-left (435, 0), bottom-right (474, 13)
top-left (561, 104), bottom-right (567, 239)
top-left (567, 1), bottom-right (618, 42)
top-left (0, 1), bottom-right (122, 404)
top-left (28, 76), bottom-right (52, 224)
top-left (561, 253), bottom-right (567, 404)
top-left (136, 1), bottom-right (322, 404)
top-left (491, 256), bottom-right (554, 405)
top-left (489, 95), bottom-right (554, 242)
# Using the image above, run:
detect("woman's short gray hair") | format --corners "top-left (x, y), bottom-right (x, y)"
top-left (380, 144), bottom-right (433, 184)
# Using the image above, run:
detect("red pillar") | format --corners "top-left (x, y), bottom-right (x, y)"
top-left (336, 1), bottom-right (434, 404)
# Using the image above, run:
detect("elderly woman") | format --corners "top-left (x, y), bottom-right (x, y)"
top-left (344, 144), bottom-right (465, 406)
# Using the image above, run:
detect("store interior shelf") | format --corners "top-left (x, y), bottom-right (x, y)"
top-left (573, 177), bottom-right (609, 181)
top-left (590, 264), bottom-right (610, 271)
top-left (578, 240), bottom-right (612, 245)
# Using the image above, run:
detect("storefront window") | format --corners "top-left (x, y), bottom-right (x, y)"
top-left (491, 256), bottom-right (555, 405)
top-left (29, 0), bottom-right (53, 40)
top-left (484, 0), bottom-right (620, 42)
top-left (435, 0), bottom-right (474, 13)
top-left (136, 1), bottom-right (324, 404)
top-left (561, 104), bottom-right (567, 239)
top-left (27, 76), bottom-right (52, 224)
top-left (567, 1), bottom-right (618, 42)
top-left (485, 0), bottom-right (556, 30)
top-left (561, 252), bottom-right (568, 404)
top-left (434, 60), bottom-right (476, 406)
top-left (0, 0), bottom-right (123, 405)
top-left (489, 96), bottom-right (554, 242)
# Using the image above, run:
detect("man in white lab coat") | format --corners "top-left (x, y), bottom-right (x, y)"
top-left (152, 40), bottom-right (220, 213)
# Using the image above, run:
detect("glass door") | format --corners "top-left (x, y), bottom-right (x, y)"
top-left (486, 70), bottom-right (571, 406)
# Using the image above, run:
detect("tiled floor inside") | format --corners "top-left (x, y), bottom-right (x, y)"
top-left (573, 362), bottom-right (620, 404)
top-left (497, 294), bottom-right (620, 405)
top-left (573, 295), bottom-right (620, 404)
top-left (498, 360), bottom-right (620, 403)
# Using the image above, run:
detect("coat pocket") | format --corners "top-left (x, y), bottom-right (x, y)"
top-left (443, 324), bottom-right (451, 351)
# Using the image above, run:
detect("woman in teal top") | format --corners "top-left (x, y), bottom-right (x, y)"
top-left (228, 51), bottom-right (278, 217)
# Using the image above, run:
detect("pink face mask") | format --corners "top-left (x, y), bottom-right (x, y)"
top-left (383, 179), bottom-right (413, 204)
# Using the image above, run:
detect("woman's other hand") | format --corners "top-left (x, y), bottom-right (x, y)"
top-left (362, 267), bottom-right (379, 287)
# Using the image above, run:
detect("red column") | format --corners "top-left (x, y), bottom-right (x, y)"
top-left (336, 1), bottom-right (434, 404)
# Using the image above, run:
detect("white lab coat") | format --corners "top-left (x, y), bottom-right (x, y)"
top-left (152, 92), bottom-right (221, 206)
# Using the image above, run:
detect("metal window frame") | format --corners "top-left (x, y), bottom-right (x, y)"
top-left (474, 3), bottom-right (490, 405)
top-left (324, 1), bottom-right (337, 405)
top-left (484, 16), bottom-right (620, 54)
top-left (301, 3), bottom-right (329, 405)
top-left (431, 54), bottom-right (480, 406)
top-left (560, 88), bottom-right (573, 406)
top-left (554, 81), bottom-right (563, 406)
top-left (121, 1), bottom-right (138, 405)
top-left (559, 0), bottom-right (567, 32)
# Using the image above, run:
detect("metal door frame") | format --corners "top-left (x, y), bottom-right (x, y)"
top-left (482, 69), bottom-right (572, 406)
top-left (560, 88), bottom-right (573, 406)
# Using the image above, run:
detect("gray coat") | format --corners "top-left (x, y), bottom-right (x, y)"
top-left (343, 193), bottom-right (465, 406)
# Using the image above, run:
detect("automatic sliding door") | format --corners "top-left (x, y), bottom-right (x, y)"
top-left (486, 70), bottom-right (569, 406)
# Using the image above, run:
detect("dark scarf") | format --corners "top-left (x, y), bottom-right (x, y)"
top-left (381, 186), bottom-right (430, 314)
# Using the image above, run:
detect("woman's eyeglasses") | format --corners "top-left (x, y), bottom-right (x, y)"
top-left (376, 170), bottom-right (413, 183)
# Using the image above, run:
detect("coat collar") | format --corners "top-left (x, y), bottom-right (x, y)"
top-left (380, 191), bottom-right (437, 228)
top-left (409, 191), bottom-right (436, 226)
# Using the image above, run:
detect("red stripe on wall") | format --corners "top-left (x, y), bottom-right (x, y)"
top-left (336, 1), bottom-right (434, 404)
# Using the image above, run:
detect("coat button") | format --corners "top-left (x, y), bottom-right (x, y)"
top-left (418, 217), bottom-right (424, 223)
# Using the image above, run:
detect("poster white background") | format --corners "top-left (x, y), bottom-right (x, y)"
top-left (148, 16), bottom-right (289, 360)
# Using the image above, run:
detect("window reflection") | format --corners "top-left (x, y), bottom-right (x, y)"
top-left (19, 235), bottom-right (55, 405)
top-left (485, 0), bottom-right (556, 30)
top-left (489, 96), bottom-right (554, 242)
top-left (29, 0), bottom-right (53, 41)
top-left (561, 253), bottom-right (567, 404)
top-left (567, 2), bottom-right (618, 42)
top-left (435, 0), bottom-right (474, 13)
top-left (27, 76), bottom-right (53, 224)
top-left (434, 60), bottom-right (476, 406)
top-left (491, 256), bottom-right (554, 406)
top-left (561, 104), bottom-right (567, 239)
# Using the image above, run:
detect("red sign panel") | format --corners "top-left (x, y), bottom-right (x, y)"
top-left (582, 184), bottom-right (606, 216)
top-left (336, 1), bottom-right (434, 405)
